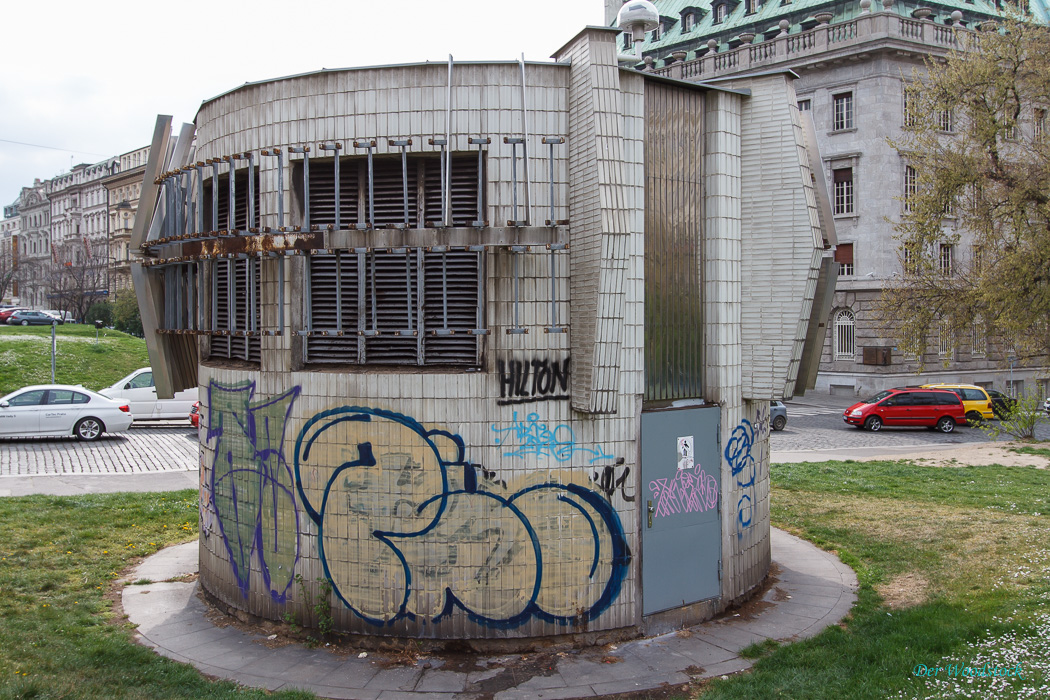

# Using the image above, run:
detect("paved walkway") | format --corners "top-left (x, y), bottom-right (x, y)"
top-left (123, 529), bottom-right (857, 699)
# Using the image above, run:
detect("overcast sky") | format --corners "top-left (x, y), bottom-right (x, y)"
top-left (0, 0), bottom-right (604, 210)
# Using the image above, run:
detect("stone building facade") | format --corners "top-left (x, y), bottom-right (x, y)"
top-left (102, 146), bottom-right (151, 294)
top-left (133, 26), bottom-right (830, 642)
top-left (623, 0), bottom-right (1050, 398)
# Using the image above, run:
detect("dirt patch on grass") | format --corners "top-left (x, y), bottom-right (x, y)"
top-left (875, 572), bottom-right (929, 609)
top-left (861, 443), bottom-right (1050, 469)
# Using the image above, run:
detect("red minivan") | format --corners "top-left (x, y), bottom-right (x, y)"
top-left (843, 387), bottom-right (967, 433)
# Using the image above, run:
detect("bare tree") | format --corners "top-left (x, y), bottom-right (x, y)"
top-left (47, 238), bottom-right (109, 321)
top-left (882, 17), bottom-right (1050, 368)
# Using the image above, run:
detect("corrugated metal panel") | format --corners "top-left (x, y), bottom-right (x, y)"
top-left (644, 82), bottom-right (705, 403)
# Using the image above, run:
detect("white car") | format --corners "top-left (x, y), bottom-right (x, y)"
top-left (0, 385), bottom-right (133, 441)
top-left (100, 368), bottom-right (199, 420)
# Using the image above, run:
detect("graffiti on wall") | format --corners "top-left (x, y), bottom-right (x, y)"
top-left (294, 406), bottom-right (630, 629)
top-left (498, 357), bottom-right (571, 405)
top-left (206, 381), bottom-right (302, 602)
top-left (648, 464), bottom-right (718, 518)
top-left (491, 411), bottom-right (616, 464)
top-left (725, 419), bottom-right (756, 533)
top-left (592, 462), bottom-right (635, 502)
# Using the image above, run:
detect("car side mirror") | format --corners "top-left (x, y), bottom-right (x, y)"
top-left (124, 383), bottom-right (131, 390)
top-left (0, 401), bottom-right (8, 408)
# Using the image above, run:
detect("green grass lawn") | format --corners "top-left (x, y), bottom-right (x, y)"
top-left (0, 325), bottom-right (150, 396)
top-left (699, 459), bottom-right (1050, 699)
top-left (1, 460), bottom-right (1047, 698)
top-left (0, 491), bottom-right (313, 699)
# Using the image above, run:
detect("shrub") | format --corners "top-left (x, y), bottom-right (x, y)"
top-left (979, 393), bottom-right (1045, 442)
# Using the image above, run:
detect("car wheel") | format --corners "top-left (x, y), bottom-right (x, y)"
top-left (74, 417), bottom-right (104, 441)
top-left (936, 416), bottom-right (955, 433)
top-left (772, 415), bottom-right (786, 431)
top-left (864, 416), bottom-right (882, 432)
top-left (965, 411), bottom-right (983, 425)
top-left (20, 320), bottom-right (28, 326)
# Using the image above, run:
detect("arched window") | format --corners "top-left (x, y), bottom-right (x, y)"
top-left (834, 309), bottom-right (856, 360)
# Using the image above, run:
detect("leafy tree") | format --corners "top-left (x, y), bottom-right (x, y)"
top-left (85, 301), bottom-right (113, 327)
top-left (882, 17), bottom-right (1050, 368)
top-left (112, 288), bottom-right (142, 337)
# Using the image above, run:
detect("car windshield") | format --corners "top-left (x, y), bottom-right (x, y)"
top-left (861, 390), bottom-right (894, 404)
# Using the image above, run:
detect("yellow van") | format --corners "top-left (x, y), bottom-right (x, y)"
top-left (920, 383), bottom-right (995, 422)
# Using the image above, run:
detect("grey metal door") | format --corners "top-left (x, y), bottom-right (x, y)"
top-left (641, 406), bottom-right (721, 614)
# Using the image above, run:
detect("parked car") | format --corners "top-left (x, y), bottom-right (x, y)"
top-left (99, 368), bottom-right (199, 420)
top-left (189, 400), bottom-right (200, 429)
top-left (770, 400), bottom-right (787, 431)
top-left (6, 310), bottom-right (61, 326)
top-left (43, 310), bottom-right (76, 324)
top-left (0, 384), bottom-right (133, 440)
top-left (986, 389), bottom-right (1017, 419)
top-left (0, 307), bottom-right (27, 323)
top-left (920, 383), bottom-right (995, 423)
top-left (843, 387), bottom-right (966, 433)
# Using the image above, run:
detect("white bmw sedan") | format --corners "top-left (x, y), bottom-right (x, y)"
top-left (0, 385), bottom-right (133, 441)
top-left (100, 368), bottom-right (198, 421)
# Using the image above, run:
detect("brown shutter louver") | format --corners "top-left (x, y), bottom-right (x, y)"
top-left (834, 242), bottom-right (853, 265)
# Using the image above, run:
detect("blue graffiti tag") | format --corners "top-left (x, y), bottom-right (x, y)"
top-left (725, 419), bottom-right (756, 534)
top-left (294, 407), bottom-right (630, 630)
top-left (206, 381), bottom-right (301, 602)
top-left (491, 411), bottom-right (616, 464)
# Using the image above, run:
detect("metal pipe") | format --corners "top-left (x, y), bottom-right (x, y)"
top-left (470, 138), bottom-right (489, 227)
top-left (390, 139), bottom-right (412, 228)
top-left (289, 146), bottom-right (310, 230)
top-left (209, 159), bottom-right (220, 232)
top-left (261, 149), bottom-right (284, 229)
top-left (319, 142), bottom-right (342, 229)
top-left (353, 140), bottom-right (376, 228)
top-left (225, 155), bottom-right (236, 231)
top-left (334, 251), bottom-right (342, 331)
top-left (519, 55), bottom-right (532, 225)
top-left (195, 163), bottom-right (205, 234)
top-left (445, 55), bottom-right (453, 227)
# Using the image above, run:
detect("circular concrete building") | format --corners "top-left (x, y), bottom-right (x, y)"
top-left (133, 27), bottom-right (832, 643)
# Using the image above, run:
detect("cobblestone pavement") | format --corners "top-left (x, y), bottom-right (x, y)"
top-left (0, 423), bottom-right (199, 477)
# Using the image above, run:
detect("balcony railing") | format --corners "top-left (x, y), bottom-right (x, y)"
top-left (650, 11), bottom-right (970, 82)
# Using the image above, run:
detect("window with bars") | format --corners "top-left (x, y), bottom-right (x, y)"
top-left (292, 154), bottom-right (481, 229)
top-left (971, 244), bottom-right (983, 274)
top-left (938, 109), bottom-right (953, 133)
top-left (834, 309), bottom-right (856, 360)
top-left (904, 165), bottom-right (917, 212)
top-left (938, 321), bottom-right (954, 359)
top-left (302, 249), bottom-right (483, 366)
top-left (902, 243), bottom-right (921, 275)
top-left (835, 242), bottom-right (854, 276)
top-left (832, 92), bottom-right (854, 131)
top-left (971, 317), bottom-right (987, 357)
top-left (833, 167), bottom-right (854, 215)
top-left (210, 257), bottom-right (262, 363)
top-left (903, 88), bottom-right (917, 128)
top-left (939, 244), bottom-right (954, 276)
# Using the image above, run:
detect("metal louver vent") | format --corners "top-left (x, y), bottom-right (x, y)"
top-left (294, 159), bottom-right (360, 228)
top-left (370, 158), bottom-right (420, 228)
top-left (423, 155), bottom-right (481, 226)
top-left (302, 249), bottom-right (482, 366)
top-left (305, 252), bottom-right (361, 363)
top-left (211, 258), bottom-right (261, 363)
top-left (203, 171), bottom-right (261, 231)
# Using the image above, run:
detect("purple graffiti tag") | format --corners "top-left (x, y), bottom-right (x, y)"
top-left (648, 465), bottom-right (719, 518)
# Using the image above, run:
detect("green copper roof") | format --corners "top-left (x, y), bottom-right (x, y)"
top-left (625, 0), bottom-right (1049, 64)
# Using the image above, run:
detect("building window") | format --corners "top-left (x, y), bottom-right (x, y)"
top-left (834, 309), bottom-right (856, 360)
top-left (938, 321), bottom-right (954, 359)
top-left (939, 244), bottom-right (954, 276)
top-left (715, 3), bottom-right (727, 23)
top-left (623, 32), bottom-right (633, 50)
top-left (745, 0), bottom-right (756, 13)
top-left (833, 167), bottom-right (854, 215)
top-left (797, 98), bottom-right (811, 112)
top-left (651, 24), bottom-right (661, 40)
top-left (683, 12), bottom-right (694, 31)
top-left (904, 165), bottom-right (917, 213)
top-left (971, 244), bottom-right (983, 274)
top-left (835, 242), bottom-right (854, 276)
top-left (971, 317), bottom-right (987, 357)
top-left (832, 92), bottom-right (854, 131)
top-left (302, 249), bottom-right (483, 366)
top-left (902, 243), bottom-right (920, 275)
top-left (938, 109), bottom-right (953, 132)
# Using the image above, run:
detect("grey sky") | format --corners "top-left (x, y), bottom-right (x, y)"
top-left (1, 0), bottom-right (601, 208)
